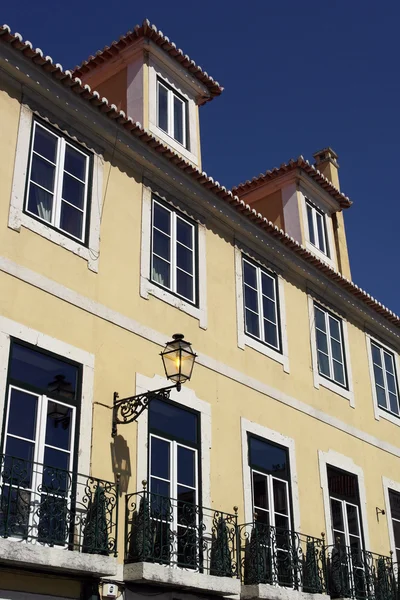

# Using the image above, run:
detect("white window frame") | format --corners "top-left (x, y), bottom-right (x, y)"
top-left (25, 120), bottom-right (90, 244)
top-left (305, 200), bottom-right (329, 257)
top-left (9, 105), bottom-right (104, 273)
top-left (151, 198), bottom-right (196, 305)
top-left (300, 191), bottom-right (336, 269)
top-left (308, 296), bottom-right (354, 405)
top-left (235, 248), bottom-right (289, 373)
top-left (366, 334), bottom-right (400, 425)
top-left (383, 476), bottom-right (400, 561)
top-left (140, 185), bottom-right (207, 329)
top-left (157, 78), bottom-right (187, 149)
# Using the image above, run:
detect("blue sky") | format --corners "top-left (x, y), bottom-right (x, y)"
top-left (3, 1), bottom-right (399, 313)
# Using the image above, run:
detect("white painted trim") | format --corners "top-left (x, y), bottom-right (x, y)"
top-left (140, 185), bottom-right (207, 329)
top-left (240, 418), bottom-right (300, 532)
top-left (366, 332), bottom-right (400, 425)
top-left (307, 295), bottom-right (355, 406)
top-left (0, 316), bottom-right (94, 477)
top-left (8, 104), bottom-right (104, 273)
top-left (383, 475), bottom-right (400, 558)
top-left (299, 189), bottom-right (337, 271)
top-left (136, 373), bottom-right (211, 509)
top-left (235, 247), bottom-right (289, 373)
top-left (5, 255), bottom-right (400, 462)
top-left (318, 449), bottom-right (370, 549)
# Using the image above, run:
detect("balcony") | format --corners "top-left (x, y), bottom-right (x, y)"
top-left (238, 521), bottom-right (326, 600)
top-left (124, 490), bottom-right (241, 595)
top-left (0, 454), bottom-right (118, 577)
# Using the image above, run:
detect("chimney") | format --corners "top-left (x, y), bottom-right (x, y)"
top-left (313, 147), bottom-right (340, 190)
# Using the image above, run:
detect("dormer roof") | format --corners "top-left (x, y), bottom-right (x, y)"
top-left (72, 19), bottom-right (223, 105)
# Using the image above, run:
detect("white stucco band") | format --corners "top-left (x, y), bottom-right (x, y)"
top-left (241, 584), bottom-right (326, 600)
top-left (0, 316), bottom-right (95, 477)
top-left (8, 104), bottom-right (104, 273)
top-left (124, 562), bottom-right (240, 596)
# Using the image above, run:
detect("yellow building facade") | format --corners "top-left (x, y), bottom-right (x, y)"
top-left (1, 18), bottom-right (400, 600)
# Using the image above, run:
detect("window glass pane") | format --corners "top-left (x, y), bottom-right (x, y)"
top-left (27, 185), bottom-right (53, 223)
top-left (393, 520), bottom-right (400, 549)
top-left (249, 437), bottom-right (288, 479)
top-left (158, 84), bottom-right (168, 133)
top-left (314, 307), bottom-right (326, 332)
top-left (275, 514), bottom-right (289, 531)
top-left (31, 155), bottom-right (56, 192)
top-left (373, 364), bottom-right (385, 388)
top-left (333, 360), bottom-right (345, 386)
top-left (329, 317), bottom-right (341, 341)
top-left (331, 499), bottom-right (344, 531)
top-left (151, 437), bottom-right (170, 480)
top-left (60, 202), bottom-right (83, 239)
top-left (273, 480), bottom-right (288, 515)
top-left (177, 446), bottom-right (195, 487)
top-left (177, 244), bottom-right (193, 274)
top-left (261, 273), bottom-right (275, 300)
top-left (153, 202), bottom-right (171, 234)
top-left (177, 485), bottom-right (195, 506)
top-left (376, 385), bottom-right (387, 409)
top-left (389, 393), bottom-right (399, 415)
top-left (327, 467), bottom-right (359, 501)
top-left (371, 344), bottom-right (382, 366)
top-left (384, 352), bottom-right (395, 374)
top-left (150, 477), bottom-right (170, 498)
top-left (307, 204), bottom-right (315, 245)
top-left (316, 329), bottom-right (328, 355)
top-left (346, 504), bottom-right (360, 536)
top-left (43, 447), bottom-right (70, 472)
top-left (64, 146), bottom-right (86, 180)
top-left (177, 218), bottom-right (193, 248)
top-left (9, 344), bottom-right (79, 401)
top-left (390, 491), bottom-right (400, 520)
top-left (245, 309), bottom-right (260, 338)
top-left (317, 351), bottom-right (330, 377)
top-left (262, 297), bottom-right (276, 324)
top-left (5, 436), bottom-right (35, 467)
top-left (244, 285), bottom-right (259, 313)
top-left (387, 373), bottom-right (397, 395)
top-left (173, 95), bottom-right (184, 144)
top-left (264, 321), bottom-right (278, 349)
top-left (331, 339), bottom-right (343, 362)
top-left (33, 125), bottom-right (57, 162)
top-left (149, 399), bottom-right (198, 444)
top-left (152, 256), bottom-right (170, 288)
top-left (7, 389), bottom-right (38, 440)
top-left (4, 445), bottom-right (34, 487)
top-left (62, 173), bottom-right (85, 209)
top-left (45, 403), bottom-right (73, 450)
top-left (253, 472), bottom-right (269, 510)
top-left (243, 261), bottom-right (257, 289)
top-left (176, 270), bottom-right (194, 301)
top-left (316, 212), bottom-right (326, 253)
top-left (153, 230), bottom-right (171, 261)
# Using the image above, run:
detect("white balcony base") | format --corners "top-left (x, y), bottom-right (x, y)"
top-left (0, 538), bottom-right (118, 577)
top-left (241, 584), bottom-right (327, 600)
top-left (124, 562), bottom-right (241, 596)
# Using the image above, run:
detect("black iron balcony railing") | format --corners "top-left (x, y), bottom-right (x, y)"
top-left (0, 454), bottom-right (118, 556)
top-left (238, 521), bottom-right (326, 593)
top-left (325, 543), bottom-right (396, 600)
top-left (125, 490), bottom-right (239, 578)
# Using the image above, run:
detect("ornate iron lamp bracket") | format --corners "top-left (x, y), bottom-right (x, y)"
top-left (112, 384), bottom-right (178, 437)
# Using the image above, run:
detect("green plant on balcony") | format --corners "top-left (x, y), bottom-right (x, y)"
top-left (128, 494), bottom-right (153, 561)
top-left (210, 516), bottom-right (232, 577)
top-left (83, 485), bottom-right (109, 555)
top-left (243, 525), bottom-right (272, 585)
top-left (303, 540), bottom-right (323, 593)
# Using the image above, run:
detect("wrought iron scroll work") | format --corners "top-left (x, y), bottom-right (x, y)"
top-left (112, 385), bottom-right (177, 436)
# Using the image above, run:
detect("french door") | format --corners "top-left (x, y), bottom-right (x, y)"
top-left (1, 384), bottom-right (76, 545)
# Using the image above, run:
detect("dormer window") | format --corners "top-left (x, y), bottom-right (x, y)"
top-left (306, 200), bottom-right (329, 257)
top-left (157, 78), bottom-right (188, 148)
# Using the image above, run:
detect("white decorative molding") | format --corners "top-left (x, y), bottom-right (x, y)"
top-left (0, 316), bottom-right (94, 477)
top-left (241, 584), bottom-right (326, 600)
top-left (8, 104), bottom-right (104, 273)
top-left (235, 247), bottom-right (290, 373)
top-left (241, 418), bottom-right (300, 532)
top-left (136, 373), bottom-right (211, 508)
top-left (318, 449), bottom-right (370, 549)
top-left (139, 185), bottom-right (208, 329)
top-left (382, 475), bottom-right (400, 557)
top-left (4, 255), bottom-right (400, 462)
top-left (307, 295), bottom-right (355, 407)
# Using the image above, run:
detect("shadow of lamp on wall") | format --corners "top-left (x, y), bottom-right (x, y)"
top-left (110, 435), bottom-right (132, 495)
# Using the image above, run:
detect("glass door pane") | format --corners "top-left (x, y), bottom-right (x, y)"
top-left (273, 478), bottom-right (292, 586)
top-left (150, 435), bottom-right (171, 563)
top-left (177, 444), bottom-right (197, 568)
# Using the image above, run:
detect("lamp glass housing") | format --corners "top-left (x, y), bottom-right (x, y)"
top-left (161, 334), bottom-right (196, 385)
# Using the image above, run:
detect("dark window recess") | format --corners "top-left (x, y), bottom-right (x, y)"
top-left (149, 397), bottom-right (198, 445)
top-left (248, 435), bottom-right (289, 480)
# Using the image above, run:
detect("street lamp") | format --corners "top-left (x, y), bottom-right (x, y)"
top-left (112, 334), bottom-right (197, 437)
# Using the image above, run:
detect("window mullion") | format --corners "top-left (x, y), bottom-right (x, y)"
top-left (312, 209), bottom-right (319, 249)
top-left (326, 313), bottom-right (334, 380)
top-left (53, 137), bottom-right (65, 228)
top-left (343, 500), bottom-right (350, 547)
top-left (381, 349), bottom-right (391, 411)
top-left (268, 475), bottom-right (275, 528)
top-left (171, 212), bottom-right (177, 294)
top-left (168, 89), bottom-right (173, 138)
top-left (257, 267), bottom-right (264, 343)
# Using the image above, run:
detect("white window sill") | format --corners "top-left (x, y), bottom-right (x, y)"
top-left (377, 407), bottom-right (400, 426)
top-left (305, 240), bottom-right (336, 270)
top-left (140, 277), bottom-right (207, 329)
top-left (148, 123), bottom-right (199, 166)
top-left (317, 374), bottom-right (355, 407)
top-left (242, 333), bottom-right (290, 373)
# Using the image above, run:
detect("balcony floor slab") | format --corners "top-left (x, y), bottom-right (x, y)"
top-left (124, 562), bottom-right (241, 596)
top-left (241, 585), bottom-right (326, 600)
top-left (0, 538), bottom-right (118, 577)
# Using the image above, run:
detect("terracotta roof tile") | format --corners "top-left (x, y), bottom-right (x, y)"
top-left (232, 156), bottom-right (352, 209)
top-left (71, 19), bottom-right (223, 104)
top-left (0, 24), bottom-right (397, 331)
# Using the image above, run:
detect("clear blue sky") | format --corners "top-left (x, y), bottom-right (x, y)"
top-left (3, 1), bottom-right (399, 313)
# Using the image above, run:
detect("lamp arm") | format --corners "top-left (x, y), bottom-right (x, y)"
top-left (112, 383), bottom-right (179, 437)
